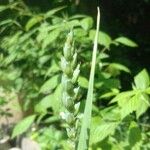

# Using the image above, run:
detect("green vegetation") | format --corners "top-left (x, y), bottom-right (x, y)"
top-left (0, 0), bottom-right (150, 150)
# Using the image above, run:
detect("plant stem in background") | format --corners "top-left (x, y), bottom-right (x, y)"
top-left (60, 31), bottom-right (80, 149)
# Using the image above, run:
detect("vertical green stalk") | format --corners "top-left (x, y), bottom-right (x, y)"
top-left (77, 7), bottom-right (100, 150)
top-left (60, 31), bottom-right (80, 149)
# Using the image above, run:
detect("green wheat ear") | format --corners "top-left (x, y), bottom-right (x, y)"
top-left (60, 30), bottom-right (80, 149)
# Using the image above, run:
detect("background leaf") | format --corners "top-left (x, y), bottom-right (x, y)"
top-left (115, 37), bottom-right (138, 47)
top-left (12, 115), bottom-right (36, 138)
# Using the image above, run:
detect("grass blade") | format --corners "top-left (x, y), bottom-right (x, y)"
top-left (77, 7), bottom-right (100, 150)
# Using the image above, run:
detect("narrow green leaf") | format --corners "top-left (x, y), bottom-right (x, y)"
top-left (25, 16), bottom-right (43, 31)
top-left (115, 37), bottom-right (138, 47)
top-left (45, 6), bottom-right (66, 18)
top-left (12, 115), bottom-right (36, 138)
top-left (134, 69), bottom-right (150, 90)
top-left (77, 7), bottom-right (100, 150)
top-left (0, 5), bottom-right (9, 12)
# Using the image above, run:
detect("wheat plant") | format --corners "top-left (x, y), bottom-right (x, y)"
top-left (60, 30), bottom-right (80, 149)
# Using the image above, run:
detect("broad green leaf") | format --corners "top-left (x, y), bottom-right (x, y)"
top-left (67, 20), bottom-right (80, 27)
top-left (100, 106), bottom-right (121, 121)
top-left (40, 74), bottom-right (60, 93)
top-left (35, 94), bottom-right (53, 113)
top-left (134, 69), bottom-right (149, 90)
top-left (25, 16), bottom-right (43, 31)
top-left (80, 17), bottom-right (93, 31)
top-left (89, 30), bottom-right (112, 48)
top-left (35, 84), bottom-right (62, 114)
top-left (12, 115), bottom-right (36, 138)
top-left (42, 29), bottom-right (60, 49)
top-left (46, 61), bottom-right (60, 77)
top-left (39, 55), bottom-right (51, 65)
top-left (129, 122), bottom-right (142, 147)
top-left (136, 93), bottom-right (150, 118)
top-left (120, 95), bottom-right (139, 119)
top-left (145, 87), bottom-right (150, 94)
top-left (74, 28), bottom-right (87, 37)
top-left (45, 6), bottom-right (66, 18)
top-left (78, 76), bottom-right (89, 89)
top-left (77, 8), bottom-right (100, 150)
top-left (50, 84), bottom-right (63, 114)
top-left (90, 118), bottom-right (119, 144)
top-left (115, 37), bottom-right (138, 47)
top-left (99, 31), bottom-right (112, 48)
top-left (108, 63), bottom-right (130, 73)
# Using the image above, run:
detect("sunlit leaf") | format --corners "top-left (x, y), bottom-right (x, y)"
top-left (12, 115), bottom-right (36, 138)
top-left (77, 7), bottom-right (100, 150)
top-left (134, 69), bottom-right (149, 90)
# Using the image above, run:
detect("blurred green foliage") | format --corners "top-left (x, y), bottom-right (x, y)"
top-left (0, 0), bottom-right (150, 149)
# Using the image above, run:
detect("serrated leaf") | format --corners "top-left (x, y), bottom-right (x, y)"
top-left (115, 37), bottom-right (138, 47)
top-left (134, 69), bottom-right (150, 90)
top-left (120, 95), bottom-right (139, 119)
top-left (40, 74), bottom-right (60, 93)
top-left (90, 118), bottom-right (119, 144)
top-left (25, 16), bottom-right (43, 31)
top-left (78, 76), bottom-right (89, 89)
top-left (80, 17), bottom-right (93, 31)
top-left (12, 115), bottom-right (36, 138)
top-left (110, 91), bottom-right (136, 104)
